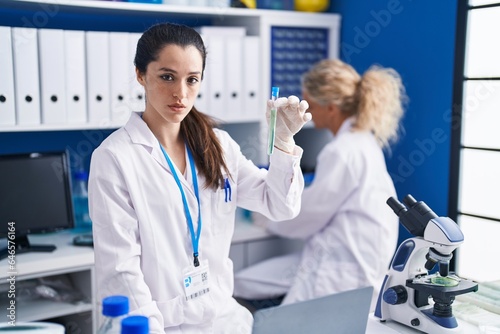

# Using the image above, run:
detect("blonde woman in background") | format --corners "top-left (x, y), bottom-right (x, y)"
top-left (233, 59), bottom-right (407, 311)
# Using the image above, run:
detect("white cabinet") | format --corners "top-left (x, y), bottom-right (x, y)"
top-left (231, 220), bottom-right (304, 272)
top-left (0, 232), bottom-right (96, 332)
top-left (0, 223), bottom-right (299, 332)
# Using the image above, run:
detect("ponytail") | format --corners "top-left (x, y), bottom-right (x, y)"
top-left (181, 108), bottom-right (230, 190)
top-left (355, 66), bottom-right (406, 148)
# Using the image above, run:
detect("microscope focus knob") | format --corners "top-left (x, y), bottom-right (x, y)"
top-left (383, 285), bottom-right (408, 305)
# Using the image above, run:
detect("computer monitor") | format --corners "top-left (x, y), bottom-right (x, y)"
top-left (0, 151), bottom-right (74, 260)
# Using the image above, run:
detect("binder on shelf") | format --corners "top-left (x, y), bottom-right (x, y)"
top-left (38, 28), bottom-right (67, 124)
top-left (196, 34), bottom-right (209, 114)
top-left (195, 73), bottom-right (209, 114)
top-left (0, 26), bottom-right (16, 126)
top-left (128, 32), bottom-right (145, 113)
top-left (243, 36), bottom-right (261, 120)
top-left (86, 31), bottom-right (111, 126)
top-left (196, 26), bottom-right (246, 37)
top-left (110, 32), bottom-right (132, 125)
top-left (64, 30), bottom-right (87, 124)
top-left (197, 26), bottom-right (246, 121)
top-left (203, 34), bottom-right (226, 120)
top-left (225, 36), bottom-right (243, 121)
top-left (12, 27), bottom-right (41, 126)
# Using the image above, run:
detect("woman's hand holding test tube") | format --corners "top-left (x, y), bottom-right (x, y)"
top-left (266, 94), bottom-right (311, 154)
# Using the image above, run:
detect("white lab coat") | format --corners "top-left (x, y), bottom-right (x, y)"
top-left (88, 112), bottom-right (304, 333)
top-left (234, 118), bottom-right (398, 310)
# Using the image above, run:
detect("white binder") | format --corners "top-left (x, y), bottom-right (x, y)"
top-left (0, 26), bottom-right (16, 126)
top-left (243, 36), bottom-right (261, 120)
top-left (204, 34), bottom-right (226, 120)
top-left (110, 32), bottom-right (131, 125)
top-left (38, 28), bottom-right (67, 124)
top-left (225, 36), bottom-right (243, 122)
top-left (64, 30), bottom-right (87, 124)
top-left (196, 34), bottom-right (209, 114)
top-left (128, 32), bottom-right (145, 113)
top-left (196, 26), bottom-right (246, 37)
top-left (197, 27), bottom-right (246, 121)
top-left (86, 31), bottom-right (111, 126)
top-left (12, 27), bottom-right (41, 126)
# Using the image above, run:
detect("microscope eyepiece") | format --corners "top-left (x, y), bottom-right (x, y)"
top-left (387, 197), bottom-right (407, 217)
top-left (386, 194), bottom-right (439, 237)
top-left (403, 194), bottom-right (417, 207)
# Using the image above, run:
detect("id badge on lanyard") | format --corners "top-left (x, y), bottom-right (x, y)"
top-left (183, 259), bottom-right (210, 301)
top-left (160, 142), bottom-right (211, 301)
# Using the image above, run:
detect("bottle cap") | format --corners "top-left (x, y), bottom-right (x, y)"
top-left (121, 316), bottom-right (149, 334)
top-left (102, 295), bottom-right (129, 317)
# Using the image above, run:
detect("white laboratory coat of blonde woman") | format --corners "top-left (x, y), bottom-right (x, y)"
top-left (88, 112), bottom-right (304, 333)
top-left (234, 118), bottom-right (399, 311)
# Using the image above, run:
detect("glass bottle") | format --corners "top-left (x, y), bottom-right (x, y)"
top-left (73, 170), bottom-right (92, 232)
top-left (97, 295), bottom-right (130, 334)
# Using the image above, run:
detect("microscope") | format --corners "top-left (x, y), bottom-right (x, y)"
top-left (374, 195), bottom-right (478, 334)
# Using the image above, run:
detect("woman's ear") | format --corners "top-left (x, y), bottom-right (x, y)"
top-left (328, 103), bottom-right (339, 114)
top-left (136, 68), bottom-right (145, 87)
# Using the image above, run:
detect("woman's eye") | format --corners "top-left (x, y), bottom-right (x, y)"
top-left (160, 74), bottom-right (173, 81)
top-left (188, 77), bottom-right (199, 84)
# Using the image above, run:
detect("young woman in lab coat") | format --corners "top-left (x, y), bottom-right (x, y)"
top-left (88, 23), bottom-right (310, 333)
top-left (233, 59), bottom-right (407, 311)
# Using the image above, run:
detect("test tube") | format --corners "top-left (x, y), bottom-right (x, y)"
top-left (267, 86), bottom-right (280, 155)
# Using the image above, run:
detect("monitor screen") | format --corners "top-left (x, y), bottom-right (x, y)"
top-left (0, 151), bottom-right (74, 258)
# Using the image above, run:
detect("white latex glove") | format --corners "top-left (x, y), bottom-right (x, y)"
top-left (266, 95), bottom-right (311, 153)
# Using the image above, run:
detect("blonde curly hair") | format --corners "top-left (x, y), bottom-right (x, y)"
top-left (302, 59), bottom-right (407, 148)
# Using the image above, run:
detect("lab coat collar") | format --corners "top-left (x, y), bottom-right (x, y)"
top-left (125, 112), bottom-right (157, 149)
top-left (336, 116), bottom-right (355, 137)
top-left (124, 112), bottom-right (197, 193)
top-left (125, 112), bottom-right (167, 169)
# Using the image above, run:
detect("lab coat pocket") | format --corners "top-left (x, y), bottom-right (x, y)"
top-left (157, 295), bottom-right (185, 327)
top-left (211, 178), bottom-right (236, 236)
top-left (215, 187), bottom-right (235, 215)
top-left (216, 175), bottom-right (236, 215)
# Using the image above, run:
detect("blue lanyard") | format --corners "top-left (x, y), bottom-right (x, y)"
top-left (159, 142), bottom-right (202, 267)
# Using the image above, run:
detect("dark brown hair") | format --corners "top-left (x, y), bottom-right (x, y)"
top-left (135, 22), bottom-right (230, 190)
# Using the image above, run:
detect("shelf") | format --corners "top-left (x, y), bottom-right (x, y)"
top-left (232, 219), bottom-right (274, 244)
top-left (1, 297), bottom-right (92, 322)
top-left (0, 115), bottom-right (262, 133)
top-left (0, 122), bottom-right (124, 133)
top-left (0, 231), bottom-right (94, 280)
top-left (6, 0), bottom-right (327, 19)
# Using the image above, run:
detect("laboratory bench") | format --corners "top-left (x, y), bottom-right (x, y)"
top-left (366, 315), bottom-right (483, 333)
top-left (1, 223), bottom-right (498, 333)
top-left (0, 219), bottom-right (302, 332)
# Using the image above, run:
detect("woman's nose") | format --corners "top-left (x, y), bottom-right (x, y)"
top-left (173, 83), bottom-right (188, 100)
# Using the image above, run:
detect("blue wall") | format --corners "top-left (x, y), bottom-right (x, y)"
top-left (330, 0), bottom-right (459, 242)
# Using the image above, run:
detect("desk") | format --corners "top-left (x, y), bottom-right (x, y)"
top-left (366, 314), bottom-right (480, 333)
top-left (0, 221), bottom-right (294, 332)
top-left (0, 230), bottom-right (95, 332)
top-left (231, 220), bottom-right (304, 271)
